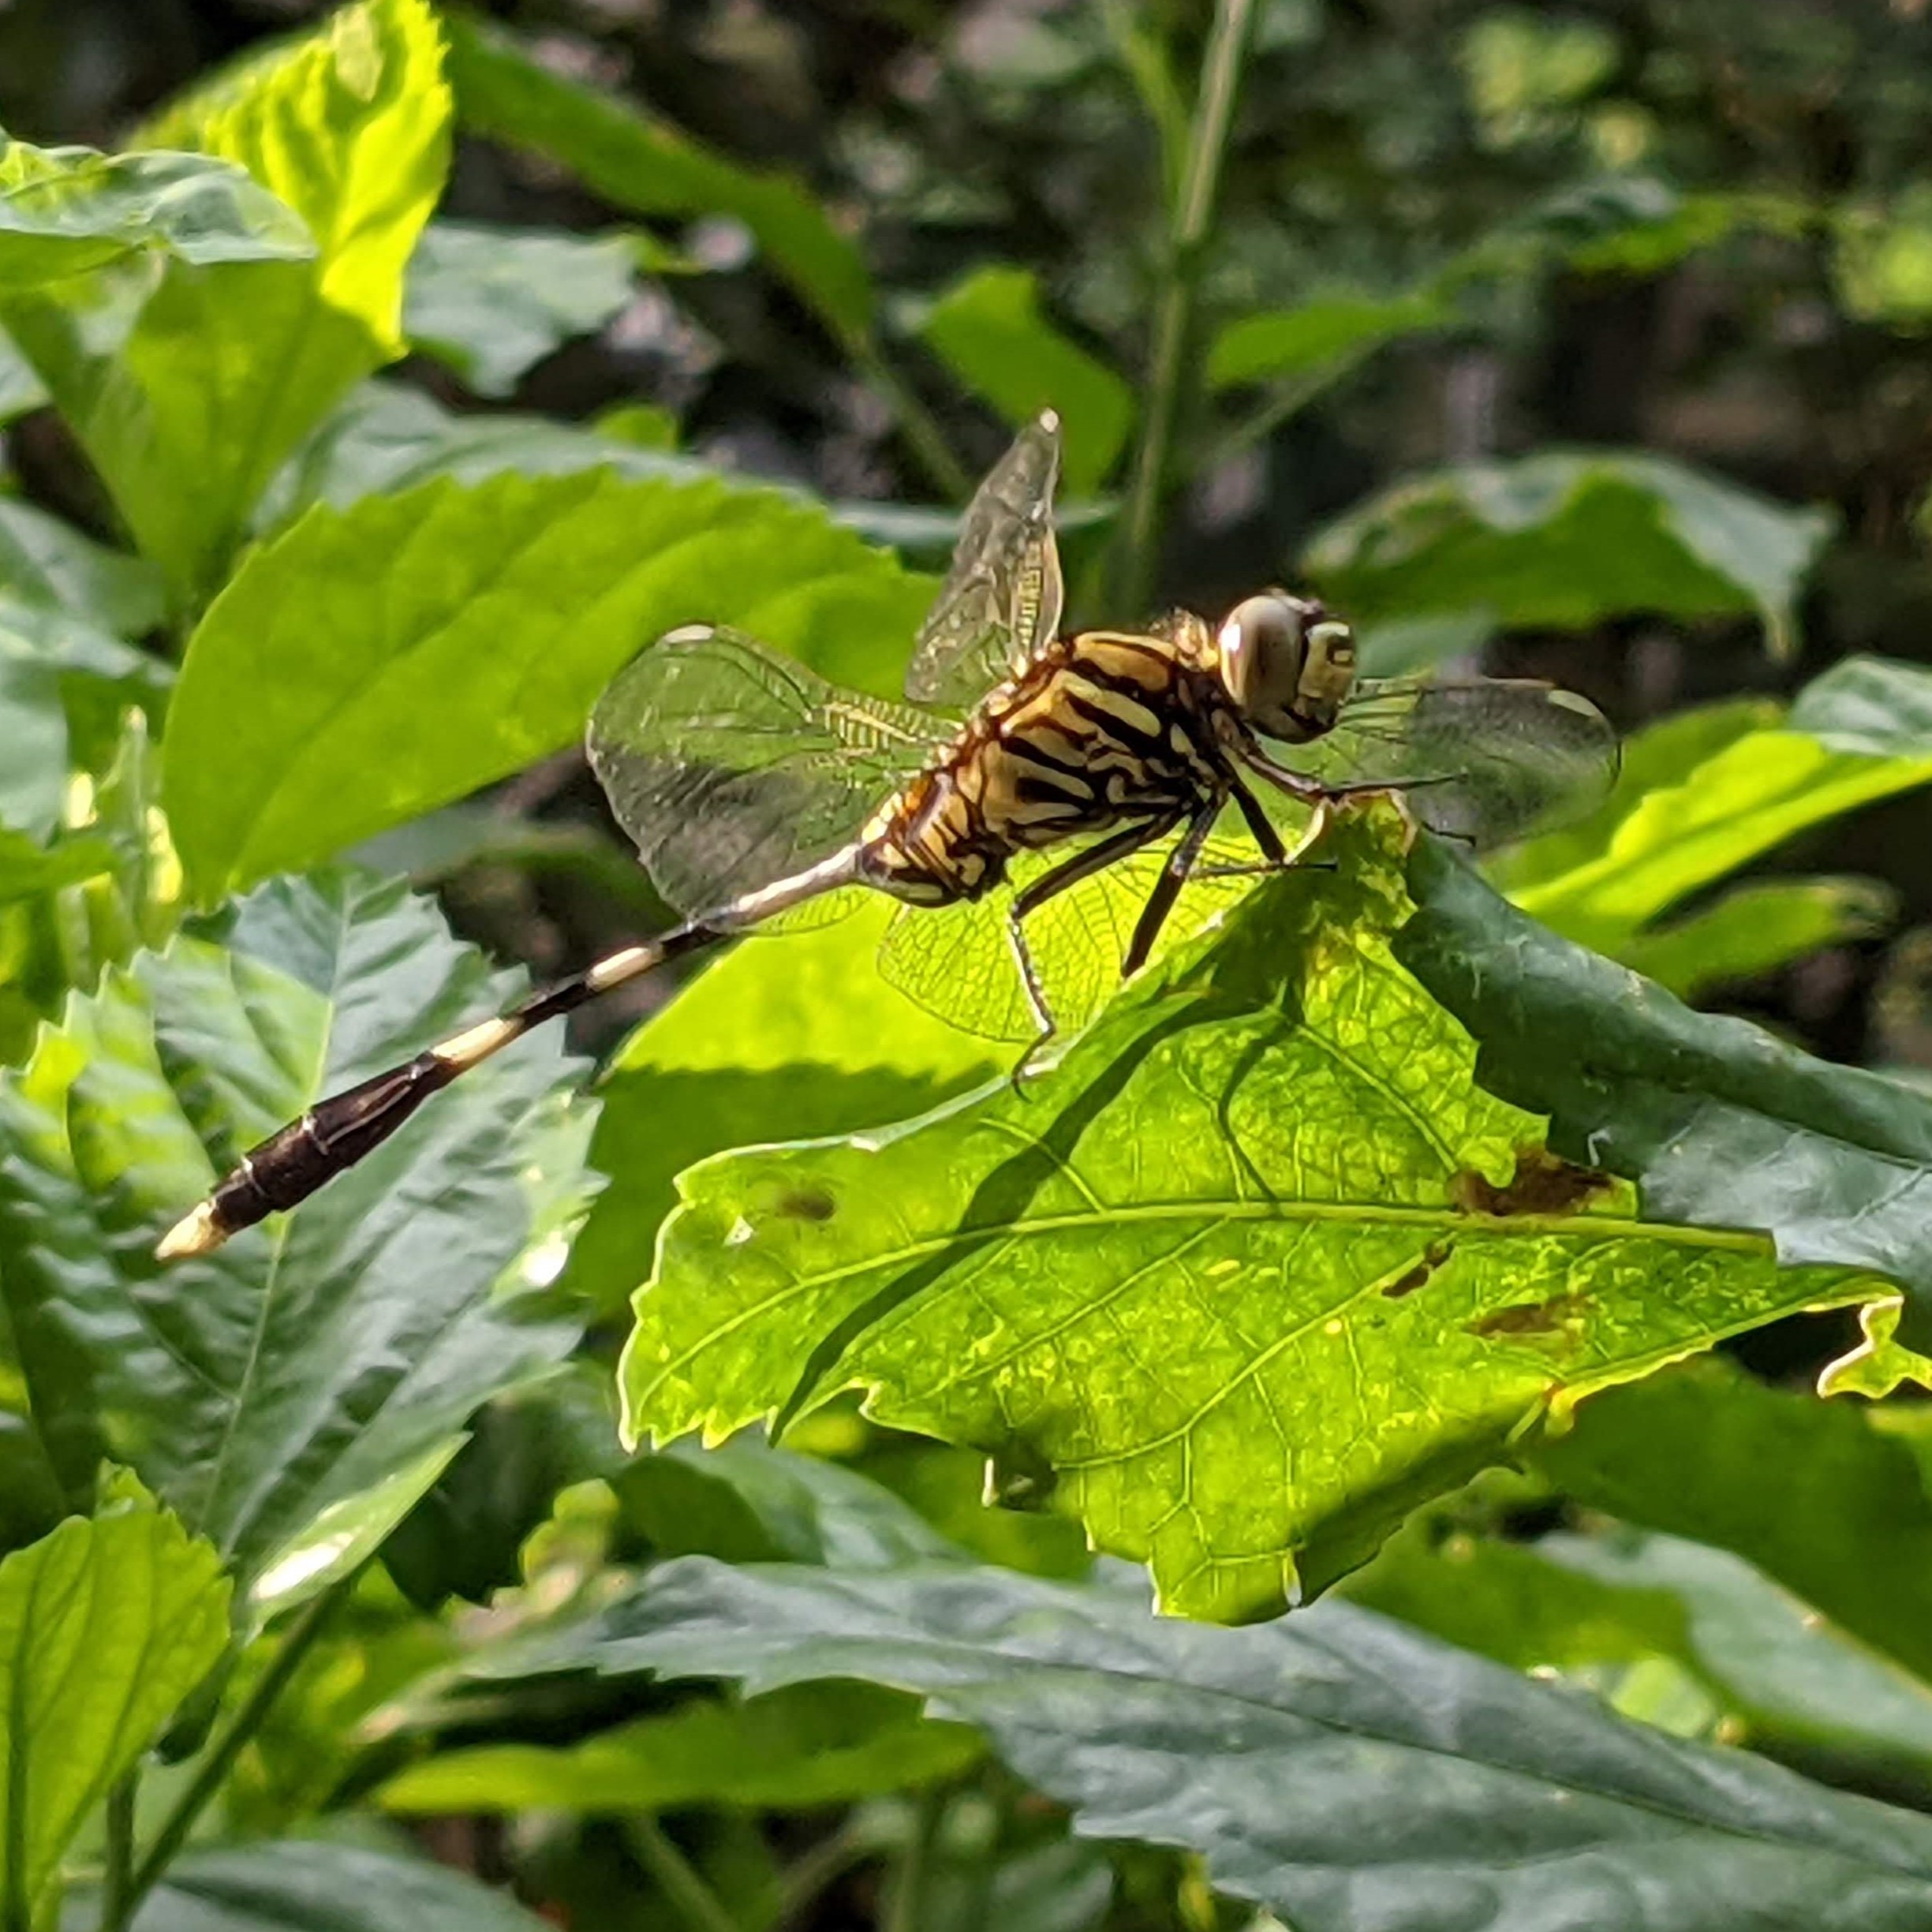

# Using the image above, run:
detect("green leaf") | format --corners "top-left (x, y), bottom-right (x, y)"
top-left (6, 0), bottom-right (449, 605)
top-left (915, 267), bottom-right (1132, 493)
top-left (0, 137), bottom-right (310, 288)
top-left (0, 331), bottom-right (47, 424)
top-left (1305, 450), bottom-right (1833, 657)
top-left (0, 1484), bottom-right (227, 1930)
top-left (1612, 877), bottom-right (1894, 997)
top-left (124, 1842), bottom-right (556, 1932)
top-left (1835, 185), bottom-right (1932, 327)
top-left (1534, 1359), bottom-right (1932, 1686)
top-left (164, 468), bottom-right (937, 903)
top-left (1397, 833), bottom-right (1932, 1355)
top-left (0, 871), bottom-right (589, 1608)
top-left (562, 901), bottom-right (998, 1315)
top-left (444, 8), bottom-right (872, 346)
top-left (1493, 657), bottom-right (1932, 992)
top-left (534, 1552), bottom-right (1932, 1932)
top-left (0, 827), bottom-right (114, 907)
top-left (622, 804), bottom-right (1878, 1620)
top-left (379, 1679), bottom-right (979, 1814)
top-left (0, 499), bottom-right (164, 635)
top-left (1208, 287), bottom-right (1452, 391)
top-left (403, 220), bottom-right (637, 398)
top-left (1349, 1511), bottom-right (1932, 1798)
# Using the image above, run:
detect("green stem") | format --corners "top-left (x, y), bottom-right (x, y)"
top-left (98, 1773), bottom-right (138, 1932)
top-left (770, 1825), bottom-right (872, 1932)
top-left (626, 1816), bottom-right (738, 1932)
top-left (1112, 0), bottom-right (1261, 615)
top-left (848, 331), bottom-right (973, 503)
top-left (110, 1580), bottom-right (349, 1930)
top-left (884, 1790), bottom-right (944, 1932)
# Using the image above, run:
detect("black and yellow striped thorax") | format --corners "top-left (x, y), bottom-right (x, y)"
top-left (859, 624), bottom-right (1231, 905)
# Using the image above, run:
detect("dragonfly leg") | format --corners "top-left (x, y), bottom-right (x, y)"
top-left (1122, 799), bottom-right (1224, 978)
top-left (1242, 744), bottom-right (1460, 807)
top-left (1192, 770), bottom-right (1337, 876)
top-left (1005, 813), bottom-right (1181, 1083)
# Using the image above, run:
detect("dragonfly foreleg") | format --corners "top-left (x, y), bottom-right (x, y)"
top-left (1242, 743), bottom-right (1460, 809)
top-left (1006, 813), bottom-right (1181, 1082)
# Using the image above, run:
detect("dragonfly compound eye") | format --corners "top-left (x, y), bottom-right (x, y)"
top-left (1218, 592), bottom-right (1353, 742)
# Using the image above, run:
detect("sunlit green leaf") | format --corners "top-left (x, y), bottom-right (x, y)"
top-left (0, 871), bottom-right (589, 1608)
top-left (403, 220), bottom-right (637, 398)
top-left (6, 0), bottom-right (449, 605)
top-left (0, 1481), bottom-right (227, 1930)
top-left (915, 266), bottom-right (1132, 492)
top-left (379, 1679), bottom-right (979, 1814)
top-left (121, 1842), bottom-right (556, 1932)
top-left (443, 8), bottom-right (873, 345)
top-left (1305, 450), bottom-right (1833, 656)
top-left (0, 136), bottom-right (310, 288)
top-left (563, 900), bottom-right (997, 1316)
top-left (1835, 185), bottom-right (1932, 327)
top-left (1494, 657), bottom-right (1932, 993)
top-left (1399, 833), bottom-right (1932, 1357)
top-left (623, 804), bottom-right (1880, 1620)
top-left (533, 1551), bottom-right (1932, 1932)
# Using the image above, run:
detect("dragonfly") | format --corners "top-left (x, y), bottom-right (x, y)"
top-left (157, 410), bottom-right (1616, 1261)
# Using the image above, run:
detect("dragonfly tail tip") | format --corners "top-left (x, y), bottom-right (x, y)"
top-left (155, 1199), bottom-right (226, 1263)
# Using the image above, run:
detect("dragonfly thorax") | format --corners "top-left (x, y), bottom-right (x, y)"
top-left (1214, 591), bottom-right (1357, 746)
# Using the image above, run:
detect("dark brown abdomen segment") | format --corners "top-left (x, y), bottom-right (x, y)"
top-left (205, 1052), bottom-right (459, 1239)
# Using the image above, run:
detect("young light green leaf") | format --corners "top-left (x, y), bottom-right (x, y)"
top-left (1208, 287), bottom-right (1452, 391)
top-left (6, 0), bottom-right (449, 605)
top-left (379, 1680), bottom-right (979, 1814)
top-left (1305, 450), bottom-right (1833, 657)
top-left (403, 220), bottom-right (638, 398)
top-left (1398, 834), bottom-right (1932, 1360)
top-left (538, 1552), bottom-right (1932, 1932)
top-left (623, 804), bottom-right (1881, 1620)
top-left (444, 9), bottom-right (872, 346)
top-left (0, 871), bottom-right (589, 1606)
top-left (0, 1484), bottom-right (228, 1930)
top-left (563, 900), bottom-right (998, 1315)
top-left (0, 137), bottom-right (310, 288)
top-left (915, 266), bottom-right (1133, 492)
top-left (1493, 657), bottom-right (1932, 994)
top-left (164, 467), bottom-right (937, 902)
top-left (120, 1842), bottom-right (558, 1932)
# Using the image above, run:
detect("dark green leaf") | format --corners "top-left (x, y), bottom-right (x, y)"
top-left (0, 136), bottom-right (310, 287)
top-left (0, 498), bottom-right (164, 635)
top-left (0, 871), bottom-right (590, 1611)
top-left (403, 220), bottom-right (637, 398)
top-left (1534, 1359), bottom-right (1932, 1685)
top-left (562, 901), bottom-right (997, 1316)
top-left (915, 266), bottom-right (1132, 492)
top-left (623, 804), bottom-right (1879, 1620)
top-left (1398, 834), bottom-right (1932, 1355)
top-left (444, 8), bottom-right (873, 345)
top-left (6, 0), bottom-right (449, 604)
top-left (0, 1482), bottom-right (228, 1929)
top-left (125, 1842), bottom-right (555, 1932)
top-left (379, 1679), bottom-right (980, 1813)
top-left (1305, 450), bottom-right (1833, 656)
top-left (538, 1552), bottom-right (1932, 1932)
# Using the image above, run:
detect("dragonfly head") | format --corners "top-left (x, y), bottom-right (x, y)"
top-left (1216, 592), bottom-right (1358, 742)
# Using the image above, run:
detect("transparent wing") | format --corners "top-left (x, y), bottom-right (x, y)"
top-left (588, 626), bottom-right (951, 916)
top-left (904, 412), bottom-right (1065, 708)
top-left (1287, 677), bottom-right (1619, 847)
top-left (876, 828), bottom-right (1263, 1042)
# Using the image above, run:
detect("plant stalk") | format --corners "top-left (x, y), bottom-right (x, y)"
top-left (848, 331), bottom-right (973, 503)
top-left (1113, 0), bottom-right (1261, 615)
top-left (884, 1790), bottom-right (944, 1932)
top-left (98, 1773), bottom-right (139, 1932)
top-left (107, 1579), bottom-right (351, 1932)
top-left (626, 1816), bottom-right (739, 1932)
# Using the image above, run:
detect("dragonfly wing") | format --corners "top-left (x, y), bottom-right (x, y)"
top-left (588, 626), bottom-right (951, 917)
top-left (1291, 677), bottom-right (1619, 847)
top-left (903, 412), bottom-right (1065, 708)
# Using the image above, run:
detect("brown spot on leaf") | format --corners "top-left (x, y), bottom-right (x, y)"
top-left (1452, 1146), bottom-right (1612, 1219)
top-left (776, 1185), bottom-right (837, 1222)
top-left (1383, 1237), bottom-right (1454, 1299)
top-left (1466, 1291), bottom-right (1593, 1340)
